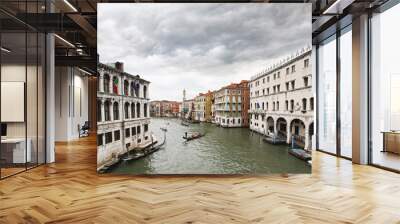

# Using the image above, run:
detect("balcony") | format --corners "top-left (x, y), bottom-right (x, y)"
top-left (249, 109), bottom-right (265, 114)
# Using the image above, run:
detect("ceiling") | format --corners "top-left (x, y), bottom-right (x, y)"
top-left (0, 0), bottom-right (393, 72)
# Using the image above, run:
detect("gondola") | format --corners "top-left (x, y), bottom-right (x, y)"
top-left (181, 121), bottom-right (190, 126)
top-left (122, 129), bottom-right (167, 162)
top-left (183, 132), bottom-right (204, 141)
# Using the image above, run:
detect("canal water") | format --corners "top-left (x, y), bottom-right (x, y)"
top-left (110, 118), bottom-right (311, 174)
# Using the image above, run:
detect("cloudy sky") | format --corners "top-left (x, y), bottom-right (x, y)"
top-left (98, 3), bottom-right (311, 101)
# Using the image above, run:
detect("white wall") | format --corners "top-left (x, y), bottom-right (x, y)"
top-left (55, 67), bottom-right (89, 141)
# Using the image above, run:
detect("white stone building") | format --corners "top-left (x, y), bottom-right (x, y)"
top-left (249, 47), bottom-right (314, 149)
top-left (194, 93), bottom-right (206, 122)
top-left (97, 62), bottom-right (152, 169)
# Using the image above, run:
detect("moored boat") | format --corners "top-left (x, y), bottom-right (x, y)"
top-left (288, 148), bottom-right (311, 161)
top-left (263, 136), bottom-right (286, 145)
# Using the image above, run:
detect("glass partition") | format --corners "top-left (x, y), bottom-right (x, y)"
top-left (339, 26), bottom-right (352, 158)
top-left (371, 3), bottom-right (400, 171)
top-left (317, 35), bottom-right (337, 154)
top-left (0, 2), bottom-right (46, 179)
top-left (1, 31), bottom-right (28, 177)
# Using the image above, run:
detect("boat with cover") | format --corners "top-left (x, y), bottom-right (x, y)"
top-left (183, 132), bottom-right (204, 141)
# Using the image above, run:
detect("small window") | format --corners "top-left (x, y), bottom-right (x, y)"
top-left (132, 127), bottom-right (136, 135)
top-left (286, 67), bottom-right (290, 74)
top-left (105, 132), bottom-right (112, 144)
top-left (137, 126), bottom-right (141, 134)
top-left (125, 128), bottom-right (130, 138)
top-left (144, 124), bottom-right (149, 132)
top-left (291, 65), bottom-right (296, 73)
top-left (304, 77), bottom-right (309, 87)
top-left (114, 130), bottom-right (120, 141)
top-left (310, 97), bottom-right (314, 110)
top-left (304, 59), bottom-right (309, 68)
top-left (97, 134), bottom-right (103, 146)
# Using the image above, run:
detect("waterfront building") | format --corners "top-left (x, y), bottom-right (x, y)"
top-left (214, 80), bottom-right (250, 128)
top-left (182, 99), bottom-right (195, 120)
top-left (205, 90), bottom-right (215, 122)
top-left (150, 101), bottom-right (162, 117)
top-left (249, 47), bottom-right (313, 149)
top-left (97, 62), bottom-right (152, 169)
top-left (150, 100), bottom-right (181, 117)
top-left (194, 93), bottom-right (206, 122)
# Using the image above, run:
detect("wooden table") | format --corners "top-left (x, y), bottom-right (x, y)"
top-left (381, 131), bottom-right (400, 154)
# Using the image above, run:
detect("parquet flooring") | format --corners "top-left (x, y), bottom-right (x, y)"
top-left (1, 136), bottom-right (400, 223)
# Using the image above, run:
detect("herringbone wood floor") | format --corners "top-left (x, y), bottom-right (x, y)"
top-left (1, 136), bottom-right (400, 224)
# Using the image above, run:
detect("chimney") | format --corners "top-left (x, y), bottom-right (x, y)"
top-left (115, 62), bottom-right (124, 72)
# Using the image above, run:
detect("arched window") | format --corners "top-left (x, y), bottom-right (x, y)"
top-left (131, 102), bottom-right (135, 118)
top-left (144, 103), bottom-right (148, 117)
top-left (113, 102), bottom-right (119, 120)
top-left (302, 98), bottom-right (307, 111)
top-left (130, 82), bottom-right (135, 97)
top-left (124, 80), bottom-right (129, 96)
top-left (136, 103), bottom-right (141, 118)
top-left (135, 83), bottom-right (140, 97)
top-left (104, 101), bottom-right (111, 121)
top-left (143, 85), bottom-right (147, 99)
top-left (124, 102), bottom-right (130, 119)
top-left (103, 74), bottom-right (110, 93)
top-left (112, 76), bottom-right (119, 94)
top-left (310, 97), bottom-right (314, 110)
top-left (97, 100), bottom-right (102, 122)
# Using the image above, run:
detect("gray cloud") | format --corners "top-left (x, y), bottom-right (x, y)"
top-left (98, 3), bottom-right (311, 101)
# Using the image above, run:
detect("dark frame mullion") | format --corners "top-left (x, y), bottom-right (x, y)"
top-left (336, 24), bottom-right (341, 157)
top-left (367, 10), bottom-right (373, 165)
top-left (36, 0), bottom-right (39, 168)
top-left (315, 44), bottom-right (319, 150)
top-left (25, 0), bottom-right (28, 171)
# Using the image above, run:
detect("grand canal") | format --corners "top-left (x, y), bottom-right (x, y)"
top-left (110, 118), bottom-right (311, 174)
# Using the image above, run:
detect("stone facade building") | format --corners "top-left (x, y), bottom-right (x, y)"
top-left (214, 80), bottom-right (250, 127)
top-left (97, 62), bottom-right (152, 169)
top-left (182, 99), bottom-right (195, 120)
top-left (249, 47), bottom-right (314, 149)
top-left (194, 93), bottom-right (206, 122)
top-left (205, 90), bottom-right (215, 122)
top-left (150, 100), bottom-right (180, 117)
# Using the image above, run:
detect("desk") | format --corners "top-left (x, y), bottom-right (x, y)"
top-left (1, 138), bottom-right (31, 164)
top-left (382, 131), bottom-right (400, 154)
